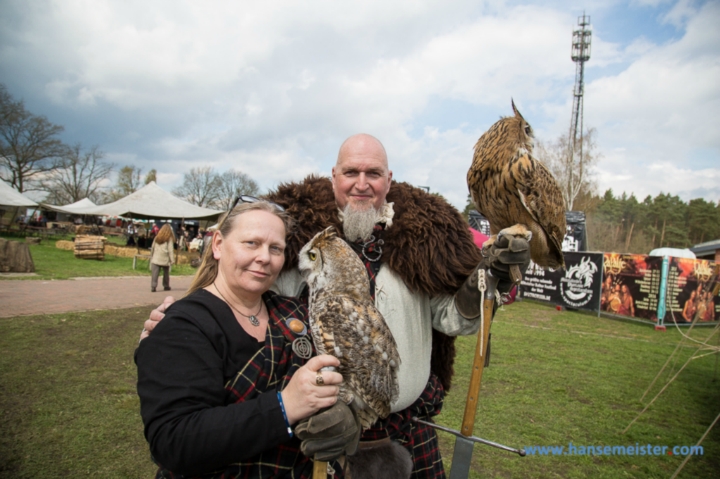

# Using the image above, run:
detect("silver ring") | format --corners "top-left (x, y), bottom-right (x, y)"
top-left (316, 374), bottom-right (324, 386)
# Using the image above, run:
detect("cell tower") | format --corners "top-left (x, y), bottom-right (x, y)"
top-left (567, 13), bottom-right (591, 208)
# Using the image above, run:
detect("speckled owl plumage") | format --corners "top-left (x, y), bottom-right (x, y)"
top-left (299, 227), bottom-right (400, 430)
top-left (467, 100), bottom-right (567, 269)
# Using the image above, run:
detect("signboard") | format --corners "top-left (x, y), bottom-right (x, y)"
top-left (663, 258), bottom-right (719, 323)
top-left (601, 254), bottom-right (664, 322)
top-left (520, 252), bottom-right (603, 311)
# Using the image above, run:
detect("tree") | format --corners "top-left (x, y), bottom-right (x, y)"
top-left (0, 84), bottom-right (68, 192)
top-left (214, 169), bottom-right (260, 210)
top-left (39, 144), bottom-right (114, 204)
top-left (144, 169), bottom-right (157, 185)
top-left (173, 166), bottom-right (221, 207)
top-left (536, 128), bottom-right (599, 210)
top-left (101, 165), bottom-right (143, 203)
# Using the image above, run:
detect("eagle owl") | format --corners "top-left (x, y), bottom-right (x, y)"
top-left (298, 226), bottom-right (400, 430)
top-left (467, 100), bottom-right (566, 269)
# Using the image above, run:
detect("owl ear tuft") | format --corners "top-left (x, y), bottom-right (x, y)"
top-left (511, 98), bottom-right (525, 121)
top-left (322, 226), bottom-right (338, 239)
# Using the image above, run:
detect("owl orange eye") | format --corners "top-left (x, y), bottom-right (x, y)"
top-left (308, 251), bottom-right (317, 261)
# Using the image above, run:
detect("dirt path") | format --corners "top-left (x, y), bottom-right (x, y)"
top-left (0, 275), bottom-right (194, 318)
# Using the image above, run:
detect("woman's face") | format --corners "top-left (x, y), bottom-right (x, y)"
top-left (213, 210), bottom-right (286, 297)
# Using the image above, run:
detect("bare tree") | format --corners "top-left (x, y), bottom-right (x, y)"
top-left (39, 144), bottom-right (114, 204)
top-left (173, 166), bottom-right (221, 207)
top-left (536, 128), bottom-right (599, 210)
top-left (215, 169), bottom-right (260, 210)
top-left (0, 84), bottom-right (67, 192)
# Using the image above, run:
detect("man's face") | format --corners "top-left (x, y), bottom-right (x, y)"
top-left (332, 137), bottom-right (392, 211)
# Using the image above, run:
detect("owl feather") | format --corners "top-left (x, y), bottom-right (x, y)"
top-left (467, 99), bottom-right (566, 269)
top-left (298, 226), bottom-right (400, 430)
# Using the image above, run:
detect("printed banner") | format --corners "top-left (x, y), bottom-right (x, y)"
top-left (520, 252), bottom-right (603, 311)
top-left (601, 254), bottom-right (664, 322)
top-left (663, 258), bottom-right (719, 323)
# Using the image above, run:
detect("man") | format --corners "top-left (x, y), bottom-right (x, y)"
top-left (142, 134), bottom-right (529, 477)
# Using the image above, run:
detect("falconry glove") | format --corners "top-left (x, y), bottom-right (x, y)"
top-left (295, 400), bottom-right (361, 461)
top-left (455, 233), bottom-right (531, 319)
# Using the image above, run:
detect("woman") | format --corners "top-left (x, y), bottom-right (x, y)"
top-left (150, 224), bottom-right (175, 293)
top-left (682, 290), bottom-right (697, 323)
top-left (135, 201), bottom-right (346, 478)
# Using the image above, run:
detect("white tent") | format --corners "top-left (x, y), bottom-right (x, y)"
top-left (41, 198), bottom-right (97, 215)
top-left (0, 181), bottom-right (38, 207)
top-left (83, 182), bottom-right (223, 220)
top-left (649, 247), bottom-right (696, 259)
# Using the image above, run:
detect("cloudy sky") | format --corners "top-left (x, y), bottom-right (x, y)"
top-left (1, 0), bottom-right (718, 209)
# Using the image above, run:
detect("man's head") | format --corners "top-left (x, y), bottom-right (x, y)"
top-left (332, 134), bottom-right (392, 212)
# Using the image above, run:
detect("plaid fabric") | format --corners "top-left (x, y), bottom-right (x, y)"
top-left (156, 291), bottom-right (343, 479)
top-left (360, 373), bottom-right (446, 479)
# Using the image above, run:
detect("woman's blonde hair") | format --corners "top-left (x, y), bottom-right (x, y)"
top-left (186, 201), bottom-right (292, 296)
top-left (153, 224), bottom-right (175, 244)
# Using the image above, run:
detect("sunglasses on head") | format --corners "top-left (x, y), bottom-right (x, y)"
top-left (229, 195), bottom-right (285, 212)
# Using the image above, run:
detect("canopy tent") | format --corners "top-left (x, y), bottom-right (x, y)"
top-left (0, 181), bottom-right (38, 207)
top-left (82, 182), bottom-right (223, 220)
top-left (649, 247), bottom-right (696, 259)
top-left (41, 198), bottom-right (97, 215)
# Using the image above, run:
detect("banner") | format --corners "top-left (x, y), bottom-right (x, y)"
top-left (601, 254), bottom-right (664, 322)
top-left (520, 252), bottom-right (603, 311)
top-left (663, 258), bottom-right (719, 323)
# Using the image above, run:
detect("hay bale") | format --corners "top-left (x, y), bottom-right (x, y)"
top-left (25, 237), bottom-right (42, 245)
top-left (176, 250), bottom-right (201, 265)
top-left (0, 238), bottom-right (35, 272)
top-left (103, 244), bottom-right (140, 258)
top-left (55, 240), bottom-right (75, 251)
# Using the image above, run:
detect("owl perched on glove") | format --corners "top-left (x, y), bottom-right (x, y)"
top-left (467, 100), bottom-right (566, 270)
top-left (298, 226), bottom-right (400, 430)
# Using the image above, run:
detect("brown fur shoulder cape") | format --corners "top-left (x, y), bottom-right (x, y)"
top-left (265, 175), bottom-right (482, 390)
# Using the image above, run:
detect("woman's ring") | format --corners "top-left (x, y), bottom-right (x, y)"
top-left (316, 374), bottom-right (324, 386)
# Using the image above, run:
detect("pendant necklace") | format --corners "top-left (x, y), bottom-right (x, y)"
top-left (213, 283), bottom-right (263, 326)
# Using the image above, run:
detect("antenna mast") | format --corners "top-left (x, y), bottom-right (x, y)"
top-left (567, 13), bottom-right (591, 209)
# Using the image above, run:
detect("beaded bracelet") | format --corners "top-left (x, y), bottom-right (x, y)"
top-left (276, 392), bottom-right (293, 438)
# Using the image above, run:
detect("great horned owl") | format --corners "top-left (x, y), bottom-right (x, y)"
top-left (298, 226), bottom-right (400, 430)
top-left (467, 100), bottom-right (566, 269)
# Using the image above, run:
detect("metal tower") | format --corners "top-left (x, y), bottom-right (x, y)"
top-left (566, 14), bottom-right (592, 209)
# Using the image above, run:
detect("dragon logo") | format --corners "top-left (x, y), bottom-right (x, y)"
top-left (560, 256), bottom-right (599, 307)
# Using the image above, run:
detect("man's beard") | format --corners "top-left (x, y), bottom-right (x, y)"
top-left (342, 203), bottom-right (380, 242)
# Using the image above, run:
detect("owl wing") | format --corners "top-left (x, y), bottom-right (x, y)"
top-left (512, 151), bottom-right (566, 263)
top-left (310, 294), bottom-right (400, 420)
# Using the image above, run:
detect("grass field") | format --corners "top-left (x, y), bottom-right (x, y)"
top-left (0, 235), bottom-right (196, 280)
top-left (0, 300), bottom-right (718, 478)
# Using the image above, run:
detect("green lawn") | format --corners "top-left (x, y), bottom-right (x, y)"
top-left (0, 301), bottom-right (718, 478)
top-left (1, 235), bottom-right (196, 280)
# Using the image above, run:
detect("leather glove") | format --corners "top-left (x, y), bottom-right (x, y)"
top-left (455, 232), bottom-right (531, 319)
top-left (295, 401), bottom-right (360, 461)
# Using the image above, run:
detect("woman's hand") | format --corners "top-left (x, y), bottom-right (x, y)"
top-left (139, 296), bottom-right (176, 341)
top-left (281, 354), bottom-right (342, 424)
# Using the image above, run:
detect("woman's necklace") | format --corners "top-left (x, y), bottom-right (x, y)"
top-left (213, 283), bottom-right (263, 327)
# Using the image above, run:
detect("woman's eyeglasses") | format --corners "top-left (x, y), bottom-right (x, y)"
top-left (230, 195), bottom-right (285, 212)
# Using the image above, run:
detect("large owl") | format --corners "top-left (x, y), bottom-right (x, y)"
top-left (467, 100), bottom-right (566, 269)
top-left (298, 226), bottom-right (400, 430)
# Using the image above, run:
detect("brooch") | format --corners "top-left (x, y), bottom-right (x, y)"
top-left (286, 318), bottom-right (313, 359)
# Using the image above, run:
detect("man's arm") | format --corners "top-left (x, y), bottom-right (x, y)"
top-left (140, 295), bottom-right (175, 341)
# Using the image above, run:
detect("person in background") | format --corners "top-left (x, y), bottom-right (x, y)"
top-left (150, 224), bottom-right (175, 293)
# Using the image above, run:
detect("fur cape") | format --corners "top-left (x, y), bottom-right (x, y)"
top-left (265, 175), bottom-right (482, 390)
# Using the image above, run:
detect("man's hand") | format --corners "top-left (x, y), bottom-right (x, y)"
top-left (455, 230), bottom-right (530, 319)
top-left (139, 296), bottom-right (176, 341)
top-left (295, 401), bottom-right (361, 461)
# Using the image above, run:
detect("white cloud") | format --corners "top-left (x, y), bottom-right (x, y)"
top-left (0, 0), bottom-right (717, 211)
